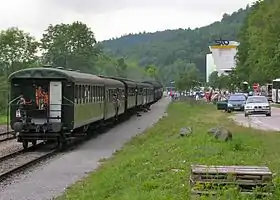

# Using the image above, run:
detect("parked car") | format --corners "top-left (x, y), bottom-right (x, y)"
top-left (227, 94), bottom-right (247, 113)
top-left (244, 96), bottom-right (271, 117)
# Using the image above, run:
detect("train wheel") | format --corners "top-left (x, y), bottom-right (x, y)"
top-left (22, 141), bottom-right (28, 149)
top-left (32, 140), bottom-right (37, 146)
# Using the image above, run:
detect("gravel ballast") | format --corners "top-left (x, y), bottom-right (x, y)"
top-left (0, 97), bottom-right (170, 200)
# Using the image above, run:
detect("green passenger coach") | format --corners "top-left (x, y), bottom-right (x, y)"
top-left (8, 66), bottom-right (162, 149)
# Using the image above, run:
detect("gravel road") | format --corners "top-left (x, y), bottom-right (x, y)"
top-left (231, 107), bottom-right (280, 131)
top-left (0, 97), bottom-right (170, 200)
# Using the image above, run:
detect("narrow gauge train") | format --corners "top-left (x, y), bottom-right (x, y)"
top-left (8, 66), bottom-right (163, 149)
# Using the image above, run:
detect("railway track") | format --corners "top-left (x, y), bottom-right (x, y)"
top-left (0, 131), bottom-right (15, 142)
top-left (0, 143), bottom-right (56, 182)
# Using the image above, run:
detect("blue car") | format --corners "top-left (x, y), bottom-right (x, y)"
top-left (227, 94), bottom-right (247, 113)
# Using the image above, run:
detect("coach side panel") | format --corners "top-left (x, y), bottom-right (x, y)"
top-left (73, 84), bottom-right (104, 129)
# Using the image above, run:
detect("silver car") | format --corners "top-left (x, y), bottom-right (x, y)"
top-left (244, 96), bottom-right (271, 117)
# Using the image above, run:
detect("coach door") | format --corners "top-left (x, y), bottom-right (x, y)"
top-left (49, 81), bottom-right (62, 122)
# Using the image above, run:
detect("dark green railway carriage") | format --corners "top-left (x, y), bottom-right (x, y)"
top-left (99, 76), bottom-right (137, 111)
top-left (117, 79), bottom-right (137, 110)
top-left (102, 78), bottom-right (125, 120)
top-left (142, 81), bottom-right (160, 104)
top-left (8, 67), bottom-right (106, 148)
top-left (142, 82), bottom-right (154, 105)
top-left (136, 82), bottom-right (152, 107)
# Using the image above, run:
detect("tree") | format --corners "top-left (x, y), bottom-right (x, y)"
top-left (0, 27), bottom-right (39, 74)
top-left (0, 27), bottom-right (38, 114)
top-left (175, 63), bottom-right (199, 91)
top-left (144, 64), bottom-right (158, 80)
top-left (234, 0), bottom-right (280, 84)
top-left (41, 21), bottom-right (100, 72)
top-left (208, 71), bottom-right (219, 89)
top-left (116, 58), bottom-right (127, 78)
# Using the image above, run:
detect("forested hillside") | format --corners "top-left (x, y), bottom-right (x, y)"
top-left (102, 6), bottom-right (251, 84)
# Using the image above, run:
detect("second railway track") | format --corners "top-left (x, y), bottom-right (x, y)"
top-left (0, 144), bottom-right (56, 182)
top-left (0, 131), bottom-right (15, 142)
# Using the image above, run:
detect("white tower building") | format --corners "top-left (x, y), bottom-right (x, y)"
top-left (209, 41), bottom-right (239, 76)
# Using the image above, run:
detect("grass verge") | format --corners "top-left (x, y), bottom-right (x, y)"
top-left (271, 103), bottom-right (280, 108)
top-left (57, 102), bottom-right (280, 200)
top-left (0, 115), bottom-right (7, 125)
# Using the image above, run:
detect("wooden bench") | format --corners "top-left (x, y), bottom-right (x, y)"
top-left (190, 165), bottom-right (273, 198)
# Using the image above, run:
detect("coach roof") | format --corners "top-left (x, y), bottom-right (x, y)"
top-left (8, 67), bottom-right (104, 84)
top-left (98, 75), bottom-right (137, 87)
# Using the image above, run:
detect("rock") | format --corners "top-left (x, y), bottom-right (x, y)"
top-left (180, 127), bottom-right (192, 136)
top-left (207, 127), bottom-right (218, 135)
top-left (208, 126), bottom-right (233, 142)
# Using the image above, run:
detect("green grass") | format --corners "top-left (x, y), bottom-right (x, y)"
top-left (57, 102), bottom-right (280, 200)
top-left (271, 103), bottom-right (280, 108)
top-left (0, 115), bottom-right (7, 125)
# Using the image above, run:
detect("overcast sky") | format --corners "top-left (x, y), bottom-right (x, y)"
top-left (0, 0), bottom-right (255, 41)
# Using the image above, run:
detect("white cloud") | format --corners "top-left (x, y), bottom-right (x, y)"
top-left (0, 0), bottom-right (256, 41)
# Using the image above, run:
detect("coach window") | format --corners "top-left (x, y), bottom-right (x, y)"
top-left (87, 85), bottom-right (90, 103)
top-left (96, 86), bottom-right (99, 102)
top-left (80, 85), bottom-right (83, 104)
top-left (93, 85), bottom-right (96, 102)
top-left (99, 87), bottom-right (101, 102)
top-left (98, 86), bottom-right (100, 102)
top-left (102, 87), bottom-right (104, 101)
top-left (101, 87), bottom-right (103, 102)
top-left (93, 86), bottom-right (95, 103)
top-left (84, 85), bottom-right (88, 103)
top-left (100, 87), bottom-right (103, 101)
top-left (80, 85), bottom-right (83, 103)
top-left (79, 85), bottom-right (82, 104)
top-left (99, 86), bottom-right (102, 103)
top-left (83, 85), bottom-right (86, 103)
top-left (91, 85), bottom-right (94, 103)
top-left (100, 87), bottom-right (103, 102)
top-left (92, 86), bottom-right (95, 102)
top-left (94, 86), bottom-right (97, 102)
top-left (96, 86), bottom-right (98, 102)
top-left (92, 85), bottom-right (94, 103)
top-left (84, 85), bottom-right (86, 103)
top-left (89, 85), bottom-right (92, 103)
top-left (88, 85), bottom-right (90, 103)
top-left (74, 85), bottom-right (78, 104)
top-left (78, 85), bottom-right (81, 103)
top-left (101, 87), bottom-right (103, 101)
